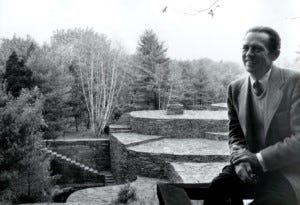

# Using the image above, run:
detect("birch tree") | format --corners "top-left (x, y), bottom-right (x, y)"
top-left (55, 29), bottom-right (125, 136)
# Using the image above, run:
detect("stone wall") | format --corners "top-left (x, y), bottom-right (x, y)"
top-left (110, 134), bottom-right (229, 183)
top-left (110, 134), bottom-right (172, 183)
top-left (51, 158), bottom-right (105, 185)
top-left (45, 139), bottom-right (110, 173)
top-left (109, 136), bottom-right (137, 183)
top-left (130, 118), bottom-right (228, 138)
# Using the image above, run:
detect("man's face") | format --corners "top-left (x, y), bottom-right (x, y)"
top-left (242, 32), bottom-right (275, 78)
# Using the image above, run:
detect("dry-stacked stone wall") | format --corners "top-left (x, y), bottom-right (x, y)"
top-left (110, 134), bottom-right (229, 183)
top-left (109, 136), bottom-right (137, 183)
top-left (110, 134), bottom-right (169, 183)
top-left (46, 139), bottom-right (110, 172)
top-left (130, 110), bottom-right (228, 138)
top-left (110, 109), bottom-right (229, 183)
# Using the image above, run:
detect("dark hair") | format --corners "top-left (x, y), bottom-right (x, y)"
top-left (246, 26), bottom-right (281, 53)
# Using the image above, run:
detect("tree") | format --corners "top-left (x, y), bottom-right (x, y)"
top-left (134, 29), bottom-right (170, 110)
top-left (0, 86), bottom-right (54, 203)
top-left (51, 28), bottom-right (126, 136)
top-left (3, 51), bottom-right (33, 97)
top-left (0, 35), bottom-right (36, 80)
top-left (68, 64), bottom-right (87, 131)
top-left (27, 45), bottom-right (72, 139)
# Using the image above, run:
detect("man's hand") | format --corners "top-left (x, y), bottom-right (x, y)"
top-left (234, 162), bottom-right (257, 183)
top-left (230, 150), bottom-right (263, 175)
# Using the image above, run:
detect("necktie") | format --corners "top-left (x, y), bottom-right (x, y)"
top-left (253, 81), bottom-right (264, 96)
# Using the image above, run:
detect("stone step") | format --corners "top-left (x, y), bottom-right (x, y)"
top-left (42, 147), bottom-right (102, 176)
top-left (110, 129), bottom-right (132, 133)
top-left (204, 132), bottom-right (228, 141)
top-left (109, 124), bottom-right (131, 133)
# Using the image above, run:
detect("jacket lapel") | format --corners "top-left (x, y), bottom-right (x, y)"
top-left (238, 77), bottom-right (252, 138)
top-left (263, 66), bottom-right (285, 140)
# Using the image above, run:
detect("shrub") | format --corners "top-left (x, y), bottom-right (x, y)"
top-left (115, 183), bottom-right (137, 204)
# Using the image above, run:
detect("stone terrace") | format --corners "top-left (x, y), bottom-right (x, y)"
top-left (68, 109), bottom-right (231, 204)
top-left (109, 110), bottom-right (230, 184)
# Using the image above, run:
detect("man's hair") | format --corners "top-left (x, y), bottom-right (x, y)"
top-left (246, 26), bottom-right (281, 53)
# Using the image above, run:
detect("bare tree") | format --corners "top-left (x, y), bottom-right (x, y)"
top-left (56, 29), bottom-right (125, 136)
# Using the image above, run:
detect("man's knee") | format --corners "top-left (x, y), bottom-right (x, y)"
top-left (209, 171), bottom-right (239, 193)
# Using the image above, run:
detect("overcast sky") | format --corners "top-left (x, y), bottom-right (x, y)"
top-left (0, 0), bottom-right (299, 65)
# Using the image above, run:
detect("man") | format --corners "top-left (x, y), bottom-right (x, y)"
top-left (204, 26), bottom-right (300, 205)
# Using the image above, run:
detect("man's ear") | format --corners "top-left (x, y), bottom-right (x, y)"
top-left (271, 50), bottom-right (280, 61)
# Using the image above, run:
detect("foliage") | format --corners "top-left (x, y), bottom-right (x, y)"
top-left (67, 64), bottom-right (88, 131)
top-left (167, 59), bottom-right (243, 108)
top-left (27, 44), bottom-right (72, 139)
top-left (115, 183), bottom-right (137, 204)
top-left (3, 51), bottom-right (33, 97)
top-left (51, 28), bottom-right (126, 136)
top-left (134, 29), bottom-right (170, 110)
top-left (0, 35), bottom-right (36, 78)
top-left (0, 86), bottom-right (54, 203)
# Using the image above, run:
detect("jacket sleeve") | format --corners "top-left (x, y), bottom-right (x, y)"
top-left (261, 75), bottom-right (300, 171)
top-left (227, 84), bottom-right (247, 155)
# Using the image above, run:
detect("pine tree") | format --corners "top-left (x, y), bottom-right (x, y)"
top-left (3, 51), bottom-right (33, 97)
top-left (68, 64), bottom-right (87, 131)
top-left (0, 87), bottom-right (54, 203)
top-left (134, 30), bottom-right (170, 110)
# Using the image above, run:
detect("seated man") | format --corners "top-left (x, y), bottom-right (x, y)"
top-left (204, 26), bottom-right (300, 205)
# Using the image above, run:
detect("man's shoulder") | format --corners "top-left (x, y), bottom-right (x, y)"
top-left (279, 67), bottom-right (300, 79)
top-left (228, 74), bottom-right (248, 89)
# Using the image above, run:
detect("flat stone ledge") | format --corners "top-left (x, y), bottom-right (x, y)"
top-left (204, 132), bottom-right (228, 141)
top-left (111, 132), bottom-right (163, 146)
top-left (210, 103), bottom-right (227, 110)
top-left (108, 124), bottom-right (131, 129)
top-left (45, 138), bottom-right (108, 142)
top-left (130, 110), bottom-right (228, 120)
top-left (170, 162), bottom-right (227, 183)
top-left (129, 138), bottom-right (230, 156)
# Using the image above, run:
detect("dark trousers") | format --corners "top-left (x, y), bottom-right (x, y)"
top-left (203, 165), bottom-right (297, 205)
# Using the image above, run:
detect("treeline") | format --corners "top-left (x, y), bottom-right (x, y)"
top-left (0, 29), bottom-right (238, 139)
top-left (0, 28), bottom-right (245, 138)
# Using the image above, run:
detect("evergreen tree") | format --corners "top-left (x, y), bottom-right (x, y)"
top-left (0, 87), bottom-right (54, 203)
top-left (3, 51), bottom-right (33, 97)
top-left (68, 64), bottom-right (87, 131)
top-left (135, 29), bottom-right (170, 110)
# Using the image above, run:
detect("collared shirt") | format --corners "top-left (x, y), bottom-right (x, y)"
top-left (249, 66), bottom-right (272, 90)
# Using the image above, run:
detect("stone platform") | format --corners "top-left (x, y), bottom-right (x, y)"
top-left (110, 132), bottom-right (229, 183)
top-left (68, 109), bottom-right (231, 204)
top-left (168, 162), bottom-right (227, 183)
top-left (130, 110), bottom-right (228, 138)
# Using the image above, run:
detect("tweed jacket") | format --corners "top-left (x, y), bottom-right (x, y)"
top-left (227, 66), bottom-right (300, 204)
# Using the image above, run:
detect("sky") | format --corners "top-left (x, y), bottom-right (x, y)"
top-left (0, 0), bottom-right (299, 65)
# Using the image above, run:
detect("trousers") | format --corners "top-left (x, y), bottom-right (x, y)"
top-left (203, 165), bottom-right (297, 205)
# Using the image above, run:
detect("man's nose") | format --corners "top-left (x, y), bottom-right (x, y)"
top-left (245, 48), bottom-right (254, 56)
